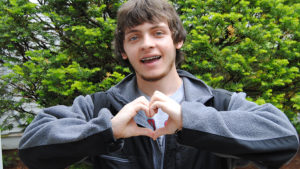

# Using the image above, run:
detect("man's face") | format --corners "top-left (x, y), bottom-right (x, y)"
top-left (122, 21), bottom-right (183, 82)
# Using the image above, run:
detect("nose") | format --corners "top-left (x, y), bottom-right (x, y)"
top-left (141, 34), bottom-right (155, 50)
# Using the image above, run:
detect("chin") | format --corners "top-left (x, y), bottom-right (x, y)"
top-left (140, 71), bottom-right (167, 82)
top-left (136, 63), bottom-right (175, 82)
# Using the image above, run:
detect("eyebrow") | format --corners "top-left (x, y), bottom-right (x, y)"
top-left (125, 24), bottom-right (168, 35)
top-left (125, 29), bottom-right (140, 35)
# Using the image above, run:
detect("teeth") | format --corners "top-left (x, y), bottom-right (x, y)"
top-left (141, 56), bottom-right (161, 62)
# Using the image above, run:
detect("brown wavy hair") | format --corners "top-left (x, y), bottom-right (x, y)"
top-left (114, 0), bottom-right (187, 69)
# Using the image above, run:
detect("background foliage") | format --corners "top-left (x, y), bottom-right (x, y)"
top-left (0, 0), bottom-right (299, 132)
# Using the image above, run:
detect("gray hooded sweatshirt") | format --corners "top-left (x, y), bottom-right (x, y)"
top-left (19, 70), bottom-right (299, 169)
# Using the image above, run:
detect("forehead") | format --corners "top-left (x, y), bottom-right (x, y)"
top-left (124, 21), bottom-right (170, 34)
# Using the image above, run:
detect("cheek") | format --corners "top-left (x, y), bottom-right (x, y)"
top-left (125, 44), bottom-right (140, 57)
top-left (160, 38), bottom-right (177, 51)
top-left (122, 45), bottom-right (132, 58)
top-left (161, 43), bottom-right (177, 55)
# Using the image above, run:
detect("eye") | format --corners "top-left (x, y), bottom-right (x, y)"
top-left (127, 35), bottom-right (139, 42)
top-left (129, 35), bottom-right (138, 41)
top-left (155, 31), bottom-right (164, 36)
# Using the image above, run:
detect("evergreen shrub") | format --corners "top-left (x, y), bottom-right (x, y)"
top-left (0, 0), bottom-right (299, 131)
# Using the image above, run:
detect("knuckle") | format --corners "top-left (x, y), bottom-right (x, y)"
top-left (154, 90), bottom-right (160, 95)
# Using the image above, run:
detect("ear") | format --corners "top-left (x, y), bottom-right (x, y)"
top-left (121, 53), bottom-right (128, 60)
top-left (175, 41), bottom-right (184, 49)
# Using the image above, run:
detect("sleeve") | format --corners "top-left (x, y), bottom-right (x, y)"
top-left (18, 95), bottom-right (118, 169)
top-left (178, 92), bottom-right (299, 168)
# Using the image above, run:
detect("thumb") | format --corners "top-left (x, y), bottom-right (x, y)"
top-left (153, 127), bottom-right (169, 140)
top-left (132, 127), bottom-right (154, 138)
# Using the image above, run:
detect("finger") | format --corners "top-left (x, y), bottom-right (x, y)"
top-left (149, 91), bottom-right (170, 116)
top-left (149, 105), bottom-right (158, 117)
top-left (132, 103), bottom-right (150, 117)
top-left (137, 96), bottom-right (149, 104)
top-left (150, 101), bottom-right (168, 115)
top-left (123, 102), bottom-right (149, 119)
top-left (153, 90), bottom-right (167, 98)
top-left (134, 96), bottom-right (151, 117)
top-left (132, 96), bottom-right (149, 109)
top-left (149, 90), bottom-right (167, 104)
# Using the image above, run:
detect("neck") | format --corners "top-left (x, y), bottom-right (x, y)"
top-left (136, 68), bottom-right (182, 97)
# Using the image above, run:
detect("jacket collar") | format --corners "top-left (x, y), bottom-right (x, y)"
top-left (177, 70), bottom-right (213, 103)
top-left (107, 70), bottom-right (213, 128)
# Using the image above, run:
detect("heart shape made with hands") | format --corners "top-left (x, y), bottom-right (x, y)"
top-left (111, 91), bottom-right (182, 140)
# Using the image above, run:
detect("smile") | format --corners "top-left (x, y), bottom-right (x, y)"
top-left (141, 56), bottom-right (161, 63)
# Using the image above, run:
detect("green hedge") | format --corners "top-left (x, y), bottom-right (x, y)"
top-left (0, 0), bottom-right (299, 131)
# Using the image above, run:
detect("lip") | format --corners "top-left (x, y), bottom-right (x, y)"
top-left (141, 56), bottom-right (161, 62)
top-left (140, 54), bottom-right (162, 65)
top-left (140, 54), bottom-right (162, 68)
top-left (140, 54), bottom-right (161, 61)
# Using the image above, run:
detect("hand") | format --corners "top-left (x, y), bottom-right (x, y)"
top-left (149, 91), bottom-right (183, 140)
top-left (111, 96), bottom-right (154, 139)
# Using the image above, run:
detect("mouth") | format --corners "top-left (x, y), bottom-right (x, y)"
top-left (141, 56), bottom-right (161, 63)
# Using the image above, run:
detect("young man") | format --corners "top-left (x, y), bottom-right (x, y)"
top-left (19, 0), bottom-right (298, 169)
